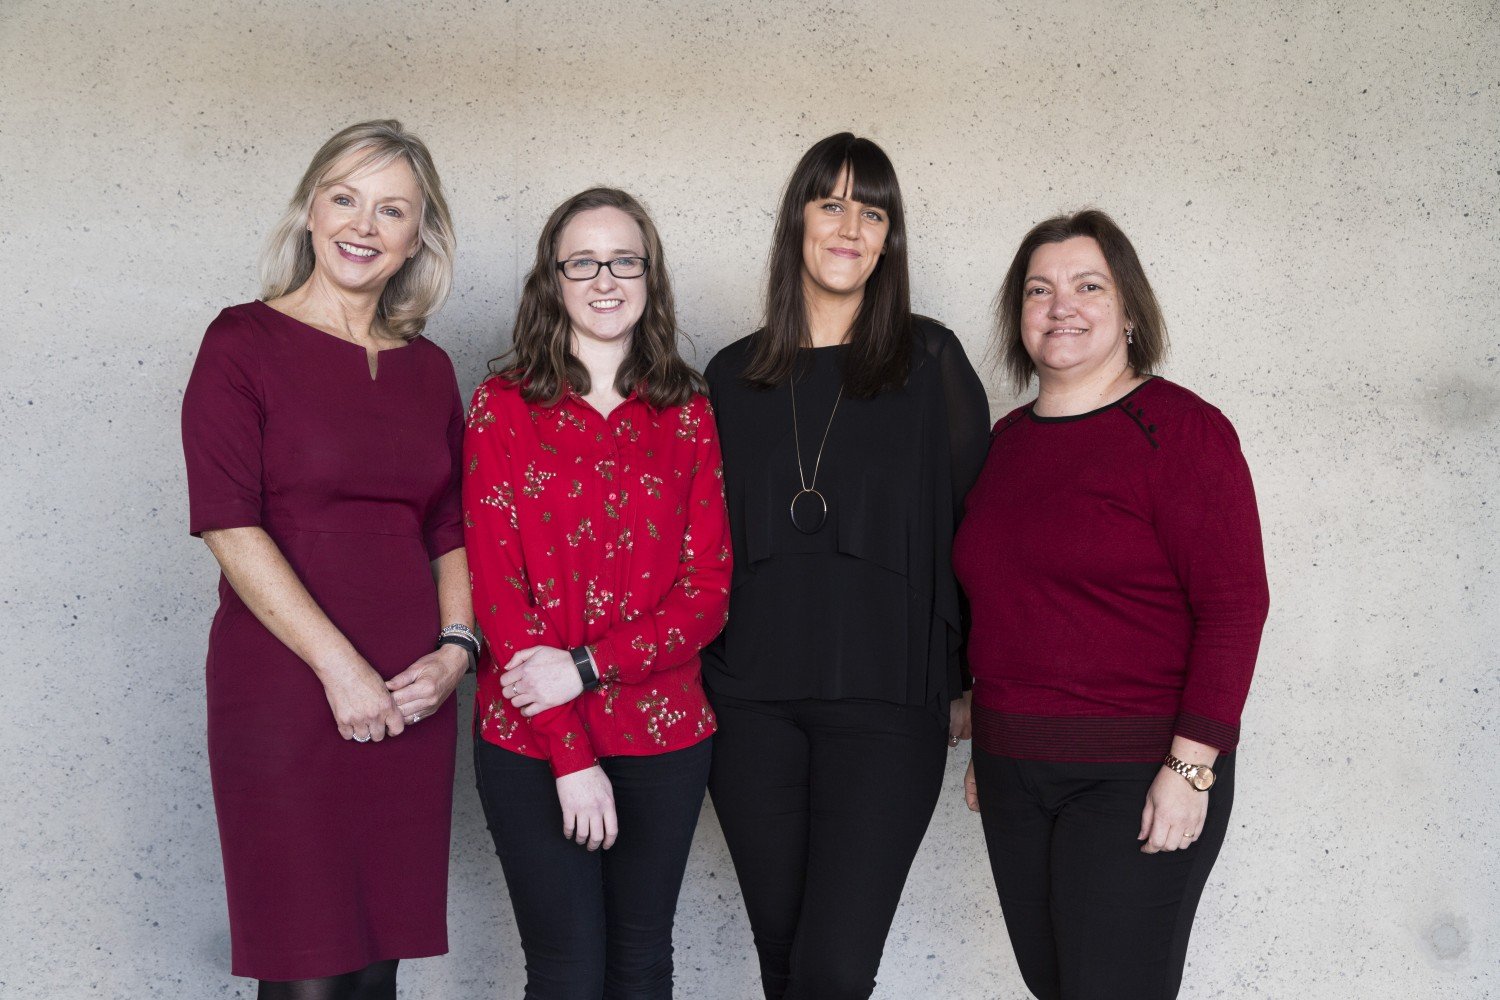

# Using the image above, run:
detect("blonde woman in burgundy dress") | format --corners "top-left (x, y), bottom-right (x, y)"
top-left (182, 120), bottom-right (472, 999)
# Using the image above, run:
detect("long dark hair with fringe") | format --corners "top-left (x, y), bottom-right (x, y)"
top-left (995, 209), bottom-right (1168, 394)
top-left (493, 187), bottom-right (706, 408)
top-left (743, 132), bottom-right (913, 398)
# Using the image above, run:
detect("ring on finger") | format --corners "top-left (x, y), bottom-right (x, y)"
top-left (411, 713), bottom-right (422, 724)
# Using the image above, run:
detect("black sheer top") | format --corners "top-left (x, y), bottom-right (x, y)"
top-left (701, 318), bottom-right (990, 712)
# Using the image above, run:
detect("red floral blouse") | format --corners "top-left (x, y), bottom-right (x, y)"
top-left (463, 376), bottom-right (731, 777)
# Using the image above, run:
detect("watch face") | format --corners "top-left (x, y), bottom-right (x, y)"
top-left (1191, 768), bottom-right (1216, 791)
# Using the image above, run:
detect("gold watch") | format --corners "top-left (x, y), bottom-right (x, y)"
top-left (1163, 753), bottom-right (1216, 791)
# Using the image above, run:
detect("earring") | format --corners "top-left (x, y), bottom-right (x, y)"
top-left (1126, 326), bottom-right (1134, 345)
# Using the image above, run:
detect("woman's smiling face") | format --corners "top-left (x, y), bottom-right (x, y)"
top-left (800, 164), bottom-right (888, 305)
top-left (1020, 236), bottom-right (1130, 380)
top-left (556, 205), bottom-right (649, 353)
top-left (306, 152), bottom-right (423, 296)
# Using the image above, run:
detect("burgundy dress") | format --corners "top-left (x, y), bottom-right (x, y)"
top-left (182, 301), bottom-right (463, 980)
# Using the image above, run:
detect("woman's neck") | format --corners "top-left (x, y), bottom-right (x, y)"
top-left (273, 274), bottom-right (389, 346)
top-left (803, 282), bottom-right (861, 347)
top-left (1034, 360), bottom-right (1147, 418)
top-left (572, 334), bottom-right (631, 417)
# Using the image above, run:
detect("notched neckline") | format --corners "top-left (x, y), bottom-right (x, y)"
top-left (252, 299), bottom-right (415, 381)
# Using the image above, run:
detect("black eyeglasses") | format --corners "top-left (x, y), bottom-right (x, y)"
top-left (555, 256), bottom-right (650, 281)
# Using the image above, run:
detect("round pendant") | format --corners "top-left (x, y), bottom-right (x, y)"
top-left (790, 489), bottom-right (828, 534)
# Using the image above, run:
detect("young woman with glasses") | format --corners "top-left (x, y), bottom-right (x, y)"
top-left (700, 133), bottom-right (991, 999)
top-left (463, 187), bottom-right (731, 999)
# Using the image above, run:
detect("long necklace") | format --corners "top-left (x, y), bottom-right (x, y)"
top-left (789, 376), bottom-right (843, 534)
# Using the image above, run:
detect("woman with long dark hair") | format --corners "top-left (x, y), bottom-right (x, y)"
top-left (701, 133), bottom-right (990, 999)
top-left (463, 188), bottom-right (731, 999)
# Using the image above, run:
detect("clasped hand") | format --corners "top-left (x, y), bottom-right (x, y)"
top-left (499, 646), bottom-right (584, 717)
top-left (321, 655), bottom-right (406, 742)
top-left (322, 644), bottom-right (468, 741)
top-left (387, 643), bottom-right (469, 724)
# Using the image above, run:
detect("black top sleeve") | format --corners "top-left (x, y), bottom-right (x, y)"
top-left (922, 325), bottom-right (990, 695)
top-left (934, 330), bottom-right (991, 513)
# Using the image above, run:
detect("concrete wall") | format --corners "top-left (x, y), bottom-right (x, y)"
top-left (2, 0), bottom-right (1495, 996)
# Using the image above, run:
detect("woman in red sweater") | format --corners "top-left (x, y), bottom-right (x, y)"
top-left (954, 210), bottom-right (1269, 1000)
top-left (463, 188), bottom-right (730, 998)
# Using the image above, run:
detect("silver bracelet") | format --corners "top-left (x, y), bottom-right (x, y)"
top-left (439, 623), bottom-right (479, 648)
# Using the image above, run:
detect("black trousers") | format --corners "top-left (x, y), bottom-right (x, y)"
top-left (473, 738), bottom-right (712, 1000)
top-left (707, 693), bottom-right (949, 1000)
top-left (972, 749), bottom-right (1236, 1000)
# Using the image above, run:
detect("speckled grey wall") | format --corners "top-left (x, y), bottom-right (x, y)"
top-left (2, 0), bottom-right (1495, 997)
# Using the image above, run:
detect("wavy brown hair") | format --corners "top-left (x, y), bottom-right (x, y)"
top-left (259, 119), bottom-right (454, 341)
top-left (995, 209), bottom-right (1168, 394)
top-left (493, 188), bottom-right (705, 408)
top-left (743, 132), bottom-right (913, 398)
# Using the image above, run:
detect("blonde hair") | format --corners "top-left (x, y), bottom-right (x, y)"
top-left (259, 120), bottom-right (455, 341)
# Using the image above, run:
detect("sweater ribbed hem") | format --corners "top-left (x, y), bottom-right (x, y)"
top-left (973, 704), bottom-right (1177, 763)
top-left (1173, 712), bottom-right (1240, 753)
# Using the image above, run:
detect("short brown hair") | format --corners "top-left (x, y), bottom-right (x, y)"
top-left (493, 188), bottom-right (706, 409)
top-left (995, 209), bottom-right (1168, 394)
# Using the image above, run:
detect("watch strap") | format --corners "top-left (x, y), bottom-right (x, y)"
top-left (1163, 752), bottom-right (1213, 790)
top-left (437, 634), bottom-right (478, 672)
top-left (571, 645), bottom-right (600, 691)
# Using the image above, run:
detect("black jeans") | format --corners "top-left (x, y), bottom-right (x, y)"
top-left (707, 693), bottom-right (949, 1000)
top-left (972, 750), bottom-right (1236, 1000)
top-left (474, 738), bottom-right (712, 1000)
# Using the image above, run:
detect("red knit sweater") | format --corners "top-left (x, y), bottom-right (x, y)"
top-left (953, 378), bottom-right (1269, 762)
top-left (463, 377), bottom-right (731, 777)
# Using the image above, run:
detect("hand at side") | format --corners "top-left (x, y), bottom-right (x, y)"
top-left (556, 765), bottom-right (617, 850)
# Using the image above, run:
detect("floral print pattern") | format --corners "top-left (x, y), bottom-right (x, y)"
top-left (463, 378), bottom-right (731, 777)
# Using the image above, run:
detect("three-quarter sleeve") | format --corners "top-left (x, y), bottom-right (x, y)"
top-left (424, 375), bottom-right (466, 560)
top-left (183, 311), bottom-right (265, 536)
top-left (589, 396), bottom-right (732, 686)
top-left (1153, 406), bottom-right (1271, 751)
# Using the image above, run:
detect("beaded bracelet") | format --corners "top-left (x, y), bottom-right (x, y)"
top-left (439, 622), bottom-right (479, 646)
